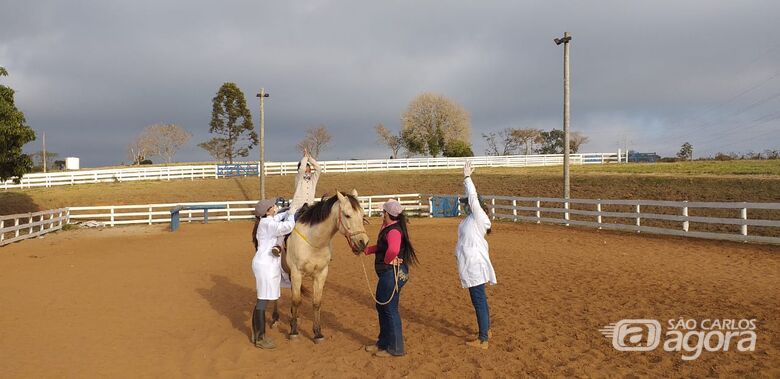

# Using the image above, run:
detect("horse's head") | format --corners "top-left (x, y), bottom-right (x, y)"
top-left (336, 189), bottom-right (369, 253)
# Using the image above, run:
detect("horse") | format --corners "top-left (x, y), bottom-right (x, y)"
top-left (283, 189), bottom-right (369, 343)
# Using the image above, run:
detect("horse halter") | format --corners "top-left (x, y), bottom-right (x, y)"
top-left (337, 203), bottom-right (368, 252)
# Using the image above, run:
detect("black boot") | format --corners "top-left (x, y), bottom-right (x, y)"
top-left (252, 307), bottom-right (276, 349)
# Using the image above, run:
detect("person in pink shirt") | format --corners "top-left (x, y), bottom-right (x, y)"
top-left (359, 199), bottom-right (418, 357)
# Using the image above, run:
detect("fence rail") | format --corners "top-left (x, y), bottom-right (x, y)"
top-left (3, 192), bottom-right (779, 247)
top-left (0, 208), bottom-right (69, 246)
top-left (2, 152), bottom-right (623, 189)
top-left (67, 194), bottom-right (428, 227)
top-left (477, 195), bottom-right (780, 244)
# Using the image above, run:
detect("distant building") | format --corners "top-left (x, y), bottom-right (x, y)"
top-left (628, 151), bottom-right (661, 163)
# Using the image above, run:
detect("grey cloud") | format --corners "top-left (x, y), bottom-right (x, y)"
top-left (2, 0), bottom-right (779, 165)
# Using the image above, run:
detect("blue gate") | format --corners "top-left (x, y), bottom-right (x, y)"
top-left (430, 195), bottom-right (460, 217)
top-left (217, 164), bottom-right (259, 177)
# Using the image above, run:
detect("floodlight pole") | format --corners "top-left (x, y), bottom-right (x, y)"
top-left (257, 89), bottom-right (270, 199)
top-left (555, 32), bottom-right (572, 200)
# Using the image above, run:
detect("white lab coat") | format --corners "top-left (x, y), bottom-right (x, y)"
top-left (455, 177), bottom-right (497, 288)
top-left (291, 156), bottom-right (321, 209)
top-left (252, 210), bottom-right (296, 300)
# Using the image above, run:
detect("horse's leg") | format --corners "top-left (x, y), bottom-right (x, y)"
top-left (289, 267), bottom-right (303, 339)
top-left (312, 265), bottom-right (329, 344)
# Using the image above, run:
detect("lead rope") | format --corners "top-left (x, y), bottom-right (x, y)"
top-left (359, 256), bottom-right (400, 306)
top-left (337, 206), bottom-right (400, 305)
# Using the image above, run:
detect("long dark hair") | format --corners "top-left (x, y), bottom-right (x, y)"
top-left (388, 212), bottom-right (419, 265)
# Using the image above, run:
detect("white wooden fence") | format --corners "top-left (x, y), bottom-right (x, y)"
top-left (3, 193), bottom-right (779, 247)
top-left (66, 194), bottom-right (428, 227)
top-left (2, 152), bottom-right (624, 189)
top-left (478, 195), bottom-right (780, 244)
top-left (0, 209), bottom-right (69, 246)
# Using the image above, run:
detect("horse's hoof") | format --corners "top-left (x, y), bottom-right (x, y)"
top-left (313, 336), bottom-right (325, 344)
top-left (289, 333), bottom-right (300, 340)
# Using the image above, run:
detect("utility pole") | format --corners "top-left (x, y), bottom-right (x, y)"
top-left (256, 89), bottom-right (270, 199)
top-left (42, 131), bottom-right (47, 173)
top-left (555, 32), bottom-right (572, 199)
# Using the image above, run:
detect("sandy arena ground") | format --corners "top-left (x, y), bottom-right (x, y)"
top-left (0, 218), bottom-right (778, 378)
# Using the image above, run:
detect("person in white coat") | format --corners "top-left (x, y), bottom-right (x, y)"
top-left (271, 148), bottom-right (321, 256)
top-left (251, 199), bottom-right (296, 349)
top-left (455, 161), bottom-right (497, 350)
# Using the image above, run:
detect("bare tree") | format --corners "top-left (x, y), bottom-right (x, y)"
top-left (296, 125), bottom-right (332, 158)
top-left (512, 128), bottom-right (543, 155)
top-left (138, 123), bottom-right (192, 164)
top-left (127, 137), bottom-right (148, 165)
top-left (198, 138), bottom-right (231, 162)
top-left (401, 92), bottom-right (471, 157)
top-left (482, 128), bottom-right (521, 156)
top-left (569, 131), bottom-right (590, 154)
top-left (375, 123), bottom-right (404, 158)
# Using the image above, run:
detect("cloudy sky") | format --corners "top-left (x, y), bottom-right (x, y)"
top-left (2, 0), bottom-right (779, 166)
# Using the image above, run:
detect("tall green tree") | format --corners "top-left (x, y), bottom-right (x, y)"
top-left (208, 82), bottom-right (256, 163)
top-left (677, 142), bottom-right (693, 161)
top-left (0, 67), bottom-right (36, 183)
top-left (401, 92), bottom-right (471, 157)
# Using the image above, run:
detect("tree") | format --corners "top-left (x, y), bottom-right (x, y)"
top-left (535, 129), bottom-right (565, 154)
top-left (535, 129), bottom-right (590, 154)
top-left (401, 92), bottom-right (471, 157)
top-left (127, 135), bottom-right (149, 165)
top-left (570, 131), bottom-right (590, 153)
top-left (198, 138), bottom-right (231, 162)
top-left (512, 128), bottom-right (543, 155)
top-left (677, 142), bottom-right (693, 161)
top-left (53, 160), bottom-right (66, 170)
top-left (481, 128), bottom-right (520, 156)
top-left (209, 82), bottom-right (257, 163)
top-left (137, 123), bottom-right (191, 164)
top-left (0, 67), bottom-right (36, 183)
top-left (30, 150), bottom-right (59, 171)
top-left (375, 123), bottom-right (404, 158)
top-left (443, 140), bottom-right (474, 157)
top-left (296, 126), bottom-right (332, 158)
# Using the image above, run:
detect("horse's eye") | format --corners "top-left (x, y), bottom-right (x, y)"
top-left (345, 214), bottom-right (351, 218)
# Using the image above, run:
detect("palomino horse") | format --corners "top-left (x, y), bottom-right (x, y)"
top-left (284, 189), bottom-right (369, 343)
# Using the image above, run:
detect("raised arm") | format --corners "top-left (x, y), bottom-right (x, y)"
top-left (463, 162), bottom-right (491, 230)
top-left (273, 210), bottom-right (296, 237)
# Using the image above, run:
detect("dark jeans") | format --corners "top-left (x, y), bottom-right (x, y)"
top-left (375, 264), bottom-right (408, 356)
top-left (468, 284), bottom-right (490, 341)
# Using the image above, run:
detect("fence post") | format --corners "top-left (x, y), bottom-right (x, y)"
top-left (564, 201), bottom-right (570, 226)
top-left (491, 198), bottom-right (496, 220)
top-left (110, 207), bottom-right (115, 227)
top-left (148, 207), bottom-right (153, 225)
top-left (635, 204), bottom-right (641, 232)
top-left (48, 212), bottom-right (54, 231)
top-left (535, 200), bottom-right (541, 223)
top-left (682, 201), bottom-right (689, 232)
top-left (428, 197), bottom-right (433, 218)
top-left (367, 198), bottom-right (373, 217)
top-left (226, 203), bottom-right (232, 221)
top-left (740, 207), bottom-right (748, 237)
top-left (596, 201), bottom-right (602, 229)
top-left (1, 219), bottom-right (4, 242)
top-left (28, 214), bottom-right (33, 234)
top-left (512, 199), bottom-right (517, 222)
top-left (15, 218), bottom-right (20, 238)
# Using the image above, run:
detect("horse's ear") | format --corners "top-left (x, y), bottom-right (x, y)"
top-left (335, 190), bottom-right (346, 202)
top-left (350, 188), bottom-right (358, 197)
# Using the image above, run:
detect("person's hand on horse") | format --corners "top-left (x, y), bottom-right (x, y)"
top-left (464, 161), bottom-right (474, 177)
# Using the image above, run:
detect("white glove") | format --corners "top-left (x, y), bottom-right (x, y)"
top-left (463, 161), bottom-right (475, 177)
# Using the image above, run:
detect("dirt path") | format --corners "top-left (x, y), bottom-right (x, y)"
top-left (0, 219), bottom-right (778, 377)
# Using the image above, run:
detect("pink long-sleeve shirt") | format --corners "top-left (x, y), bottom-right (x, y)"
top-left (363, 221), bottom-right (402, 264)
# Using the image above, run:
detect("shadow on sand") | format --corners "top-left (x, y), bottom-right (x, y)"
top-left (0, 191), bottom-right (40, 215)
top-left (196, 274), bottom-right (375, 345)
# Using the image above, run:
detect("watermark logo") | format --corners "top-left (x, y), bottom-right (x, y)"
top-left (599, 319), bottom-right (661, 352)
top-left (600, 318), bottom-right (757, 360)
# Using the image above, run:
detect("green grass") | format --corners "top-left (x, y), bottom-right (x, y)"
top-left (504, 160), bottom-right (780, 176)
